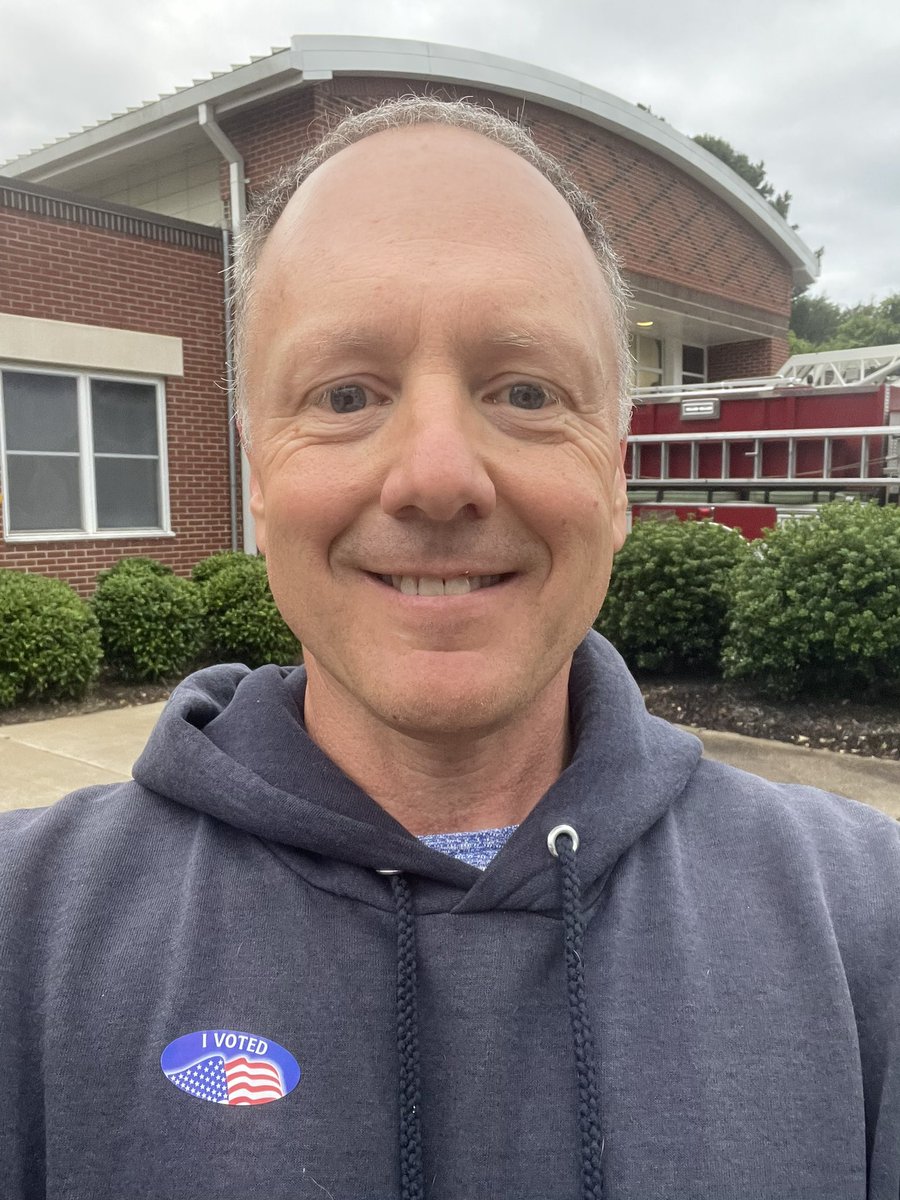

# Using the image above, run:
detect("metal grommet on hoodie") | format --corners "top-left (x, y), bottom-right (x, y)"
top-left (547, 824), bottom-right (579, 857)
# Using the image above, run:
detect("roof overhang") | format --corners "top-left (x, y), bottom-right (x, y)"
top-left (3, 36), bottom-right (819, 286)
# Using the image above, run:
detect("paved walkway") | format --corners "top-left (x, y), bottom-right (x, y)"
top-left (0, 703), bottom-right (165, 813)
top-left (1, 701), bottom-right (898, 819)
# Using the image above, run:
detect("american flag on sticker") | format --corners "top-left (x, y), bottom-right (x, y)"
top-left (167, 1054), bottom-right (285, 1105)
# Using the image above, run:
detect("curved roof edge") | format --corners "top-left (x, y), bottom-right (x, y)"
top-left (3, 35), bottom-right (818, 285)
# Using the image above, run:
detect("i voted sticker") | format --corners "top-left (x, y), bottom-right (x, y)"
top-left (161, 1029), bottom-right (301, 1106)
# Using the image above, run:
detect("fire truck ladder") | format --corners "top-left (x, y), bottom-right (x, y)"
top-left (632, 344), bottom-right (900, 407)
top-left (777, 344), bottom-right (900, 388)
top-left (628, 343), bottom-right (900, 496)
top-left (626, 425), bottom-right (900, 491)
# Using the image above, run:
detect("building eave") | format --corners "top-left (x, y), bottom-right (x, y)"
top-left (2, 36), bottom-right (819, 286)
top-left (0, 49), bottom-right (301, 181)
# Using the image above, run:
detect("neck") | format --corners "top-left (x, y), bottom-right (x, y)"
top-left (301, 659), bottom-right (572, 835)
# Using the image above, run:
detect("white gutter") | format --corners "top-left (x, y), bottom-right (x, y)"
top-left (198, 103), bottom-right (246, 233)
top-left (198, 103), bottom-right (255, 554)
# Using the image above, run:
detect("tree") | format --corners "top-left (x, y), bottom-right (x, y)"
top-left (790, 292), bottom-right (842, 345)
top-left (693, 133), bottom-right (792, 221)
top-left (829, 295), bottom-right (900, 350)
top-left (789, 292), bottom-right (900, 352)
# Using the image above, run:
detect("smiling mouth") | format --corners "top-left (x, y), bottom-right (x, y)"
top-left (373, 573), bottom-right (511, 596)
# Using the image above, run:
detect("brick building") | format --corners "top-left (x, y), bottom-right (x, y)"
top-left (0, 36), bottom-right (818, 592)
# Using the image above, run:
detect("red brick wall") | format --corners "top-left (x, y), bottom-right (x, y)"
top-left (0, 205), bottom-right (233, 595)
top-left (222, 78), bottom-right (793, 321)
top-left (708, 336), bottom-right (790, 382)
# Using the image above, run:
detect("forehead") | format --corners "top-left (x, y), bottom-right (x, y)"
top-left (256, 125), bottom-right (608, 307)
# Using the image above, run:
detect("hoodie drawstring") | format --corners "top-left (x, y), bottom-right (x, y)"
top-left (379, 824), bottom-right (603, 1200)
top-left (548, 824), bottom-right (605, 1200)
top-left (377, 869), bottom-right (425, 1200)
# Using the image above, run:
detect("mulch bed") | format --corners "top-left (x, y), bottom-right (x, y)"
top-left (639, 676), bottom-right (900, 760)
top-left (1, 671), bottom-right (898, 761)
top-left (0, 676), bottom-right (175, 728)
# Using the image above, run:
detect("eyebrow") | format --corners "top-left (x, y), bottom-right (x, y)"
top-left (299, 327), bottom-right (543, 360)
top-left (488, 332), bottom-right (539, 348)
top-left (298, 323), bottom-right (596, 370)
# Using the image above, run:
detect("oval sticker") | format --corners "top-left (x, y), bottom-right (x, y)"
top-left (161, 1029), bottom-right (301, 1106)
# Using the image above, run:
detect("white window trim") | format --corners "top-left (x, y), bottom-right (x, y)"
top-left (633, 333), bottom-right (664, 389)
top-left (681, 343), bottom-right (708, 386)
top-left (0, 363), bottom-right (172, 543)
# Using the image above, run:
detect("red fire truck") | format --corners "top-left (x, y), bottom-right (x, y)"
top-left (627, 344), bottom-right (900, 537)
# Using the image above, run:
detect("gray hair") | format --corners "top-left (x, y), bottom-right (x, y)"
top-left (233, 95), bottom-right (634, 440)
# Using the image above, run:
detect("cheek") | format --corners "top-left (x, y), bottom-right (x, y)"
top-left (258, 452), bottom-right (360, 553)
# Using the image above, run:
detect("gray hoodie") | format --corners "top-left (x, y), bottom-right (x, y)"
top-left (1, 632), bottom-right (898, 1199)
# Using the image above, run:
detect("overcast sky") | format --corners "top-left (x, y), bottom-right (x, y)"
top-left (1, 0), bottom-right (897, 307)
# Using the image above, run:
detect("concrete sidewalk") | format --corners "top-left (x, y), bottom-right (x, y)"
top-left (1, 700), bottom-right (898, 819)
top-left (0, 703), bottom-right (165, 813)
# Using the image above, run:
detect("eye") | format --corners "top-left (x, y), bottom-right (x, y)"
top-left (327, 384), bottom-right (368, 413)
top-left (507, 383), bottom-right (552, 410)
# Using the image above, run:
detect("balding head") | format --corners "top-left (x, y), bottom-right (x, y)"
top-left (232, 96), bottom-right (633, 442)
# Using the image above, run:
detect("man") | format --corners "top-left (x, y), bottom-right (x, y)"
top-left (1, 98), bottom-right (898, 1200)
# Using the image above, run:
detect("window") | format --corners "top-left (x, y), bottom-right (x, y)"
top-left (0, 366), bottom-right (169, 540)
top-left (632, 334), bottom-right (663, 389)
top-left (682, 344), bottom-right (707, 386)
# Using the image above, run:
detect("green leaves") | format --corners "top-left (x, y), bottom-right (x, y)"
top-left (595, 518), bottom-right (750, 673)
top-left (194, 554), bottom-right (300, 669)
top-left (790, 291), bottom-right (900, 351)
top-left (722, 502), bottom-right (900, 699)
top-left (0, 572), bottom-right (102, 707)
top-left (2, 552), bottom-right (300, 707)
top-left (597, 503), bottom-right (900, 699)
top-left (92, 559), bottom-right (205, 682)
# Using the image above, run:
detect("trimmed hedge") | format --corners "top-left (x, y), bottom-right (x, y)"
top-left (722, 501), bottom-right (900, 698)
top-left (595, 517), bottom-right (750, 672)
top-left (102, 556), bottom-right (174, 578)
top-left (0, 570), bottom-right (102, 707)
top-left (92, 559), bottom-right (205, 682)
top-left (198, 557), bottom-right (300, 668)
top-left (191, 550), bottom-right (259, 585)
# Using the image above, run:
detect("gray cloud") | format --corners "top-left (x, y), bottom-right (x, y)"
top-left (1, 0), bottom-right (897, 306)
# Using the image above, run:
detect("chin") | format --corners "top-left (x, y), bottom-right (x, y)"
top-left (371, 669), bottom-right (536, 739)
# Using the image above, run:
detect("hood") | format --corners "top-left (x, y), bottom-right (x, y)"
top-left (133, 631), bottom-right (702, 915)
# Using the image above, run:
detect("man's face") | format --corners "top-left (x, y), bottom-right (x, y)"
top-left (243, 125), bottom-right (628, 736)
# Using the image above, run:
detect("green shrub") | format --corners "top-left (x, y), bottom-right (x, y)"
top-left (199, 558), bottom-right (300, 668)
top-left (191, 550), bottom-right (260, 585)
top-left (0, 570), bottom-right (102, 707)
top-left (101, 555), bottom-right (174, 578)
top-left (722, 501), bottom-right (900, 699)
top-left (92, 563), bottom-right (205, 682)
top-left (595, 517), bottom-right (750, 672)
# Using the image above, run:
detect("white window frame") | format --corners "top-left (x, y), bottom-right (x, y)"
top-left (0, 363), bottom-right (172, 543)
top-left (681, 343), bottom-right (708, 386)
top-left (632, 333), bottom-right (664, 389)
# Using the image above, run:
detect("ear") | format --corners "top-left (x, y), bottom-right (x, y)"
top-left (611, 439), bottom-right (629, 551)
top-left (247, 452), bottom-right (267, 556)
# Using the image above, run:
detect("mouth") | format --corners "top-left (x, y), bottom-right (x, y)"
top-left (370, 572), bottom-right (513, 596)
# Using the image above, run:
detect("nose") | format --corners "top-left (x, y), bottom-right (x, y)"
top-left (379, 385), bottom-right (497, 522)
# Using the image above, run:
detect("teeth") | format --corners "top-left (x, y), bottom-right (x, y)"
top-left (380, 574), bottom-right (504, 595)
top-left (443, 576), bottom-right (472, 596)
top-left (417, 576), bottom-right (446, 596)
